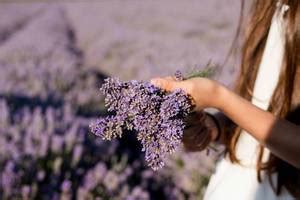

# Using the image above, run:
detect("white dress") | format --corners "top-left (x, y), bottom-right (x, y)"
top-left (203, 3), bottom-right (294, 200)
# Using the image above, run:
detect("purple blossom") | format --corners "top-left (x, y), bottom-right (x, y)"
top-left (72, 144), bottom-right (83, 166)
top-left (89, 115), bottom-right (126, 140)
top-left (38, 133), bottom-right (50, 157)
top-left (51, 135), bottom-right (64, 154)
top-left (160, 89), bottom-right (192, 119)
top-left (90, 71), bottom-right (193, 170)
top-left (126, 186), bottom-right (150, 200)
top-left (61, 180), bottom-right (72, 192)
top-left (83, 170), bottom-right (98, 191)
top-left (174, 70), bottom-right (184, 81)
top-left (94, 162), bottom-right (107, 182)
top-left (103, 171), bottom-right (119, 191)
top-left (1, 161), bottom-right (16, 196)
top-left (37, 170), bottom-right (46, 181)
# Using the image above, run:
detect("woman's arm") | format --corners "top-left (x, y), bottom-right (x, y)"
top-left (151, 77), bottom-right (300, 169)
top-left (216, 84), bottom-right (300, 169)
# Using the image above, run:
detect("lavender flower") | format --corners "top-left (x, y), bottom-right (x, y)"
top-left (1, 161), bottom-right (16, 196)
top-left (126, 186), bottom-right (150, 200)
top-left (72, 144), bottom-right (83, 166)
top-left (90, 71), bottom-right (193, 170)
top-left (51, 135), bottom-right (64, 154)
top-left (61, 180), bottom-right (72, 192)
top-left (174, 70), bottom-right (184, 81)
top-left (89, 115), bottom-right (125, 140)
top-left (103, 171), bottom-right (120, 191)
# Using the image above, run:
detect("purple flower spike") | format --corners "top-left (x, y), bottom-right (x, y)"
top-left (90, 116), bottom-right (126, 140)
top-left (90, 72), bottom-right (193, 170)
top-left (174, 70), bottom-right (184, 81)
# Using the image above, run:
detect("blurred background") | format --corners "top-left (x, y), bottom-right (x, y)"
top-left (0, 0), bottom-right (240, 199)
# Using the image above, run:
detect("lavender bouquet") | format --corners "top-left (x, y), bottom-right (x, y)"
top-left (90, 70), bottom-right (212, 170)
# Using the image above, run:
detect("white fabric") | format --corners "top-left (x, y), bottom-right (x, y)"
top-left (203, 3), bottom-right (294, 200)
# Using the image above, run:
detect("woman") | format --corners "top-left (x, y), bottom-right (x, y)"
top-left (151, 0), bottom-right (300, 199)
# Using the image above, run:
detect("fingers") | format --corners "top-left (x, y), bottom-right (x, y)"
top-left (150, 77), bottom-right (176, 91)
top-left (150, 76), bottom-right (183, 91)
top-left (164, 76), bottom-right (176, 81)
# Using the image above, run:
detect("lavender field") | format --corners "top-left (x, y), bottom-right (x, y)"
top-left (0, 1), bottom-right (240, 199)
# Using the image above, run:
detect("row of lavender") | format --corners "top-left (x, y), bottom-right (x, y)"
top-left (0, 5), bottom-right (212, 199)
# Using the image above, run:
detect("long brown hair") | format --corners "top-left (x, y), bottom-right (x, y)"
top-left (226, 0), bottom-right (300, 197)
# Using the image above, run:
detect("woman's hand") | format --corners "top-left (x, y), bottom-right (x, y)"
top-left (150, 76), bottom-right (222, 111)
top-left (182, 111), bottom-right (219, 152)
top-left (150, 76), bottom-right (222, 151)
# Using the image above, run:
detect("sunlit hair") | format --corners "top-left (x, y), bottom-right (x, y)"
top-left (225, 0), bottom-right (300, 197)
